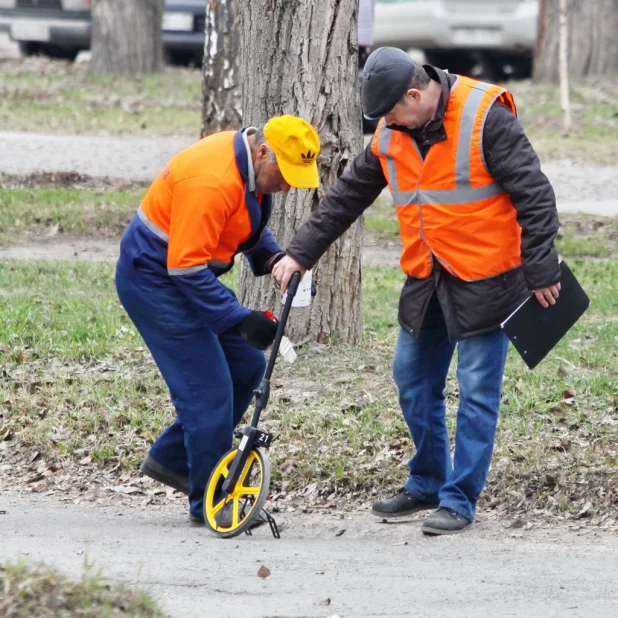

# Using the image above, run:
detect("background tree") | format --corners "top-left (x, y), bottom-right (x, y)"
top-left (90, 0), bottom-right (164, 75)
top-left (201, 0), bottom-right (242, 136)
top-left (237, 0), bottom-right (363, 344)
top-left (534, 0), bottom-right (618, 82)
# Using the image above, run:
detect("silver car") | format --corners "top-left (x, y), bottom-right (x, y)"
top-left (374, 0), bottom-right (538, 78)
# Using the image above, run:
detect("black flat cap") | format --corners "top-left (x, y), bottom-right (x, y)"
top-left (361, 47), bottom-right (417, 120)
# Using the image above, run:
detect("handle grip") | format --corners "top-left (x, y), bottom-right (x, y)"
top-left (287, 270), bottom-right (302, 298)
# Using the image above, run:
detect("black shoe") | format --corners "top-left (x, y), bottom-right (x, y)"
top-left (422, 507), bottom-right (472, 535)
top-left (140, 454), bottom-right (190, 495)
top-left (195, 504), bottom-right (268, 531)
top-left (371, 489), bottom-right (440, 519)
top-left (190, 513), bottom-right (205, 526)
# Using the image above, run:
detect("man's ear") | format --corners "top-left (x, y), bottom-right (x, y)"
top-left (257, 144), bottom-right (269, 159)
top-left (408, 89), bottom-right (421, 103)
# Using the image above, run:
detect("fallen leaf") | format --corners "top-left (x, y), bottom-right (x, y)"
top-left (257, 565), bottom-right (271, 579)
top-left (335, 529), bottom-right (346, 537)
top-left (577, 502), bottom-right (593, 518)
top-left (316, 598), bottom-right (331, 606)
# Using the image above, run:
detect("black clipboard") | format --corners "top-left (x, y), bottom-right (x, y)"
top-left (501, 261), bottom-right (589, 369)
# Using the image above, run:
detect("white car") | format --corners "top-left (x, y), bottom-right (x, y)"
top-left (374, 0), bottom-right (538, 78)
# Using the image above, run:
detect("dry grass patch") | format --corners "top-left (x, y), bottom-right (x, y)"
top-left (0, 560), bottom-right (169, 618)
top-left (1, 259), bottom-right (616, 529)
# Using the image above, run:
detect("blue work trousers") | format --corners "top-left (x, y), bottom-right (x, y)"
top-left (115, 267), bottom-right (265, 518)
top-left (393, 293), bottom-right (509, 522)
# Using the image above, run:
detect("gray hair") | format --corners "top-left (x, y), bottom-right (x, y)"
top-left (406, 65), bottom-right (432, 91)
top-left (254, 128), bottom-right (277, 162)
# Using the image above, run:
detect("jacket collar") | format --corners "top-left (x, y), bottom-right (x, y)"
top-left (233, 128), bottom-right (272, 236)
top-left (389, 66), bottom-right (456, 147)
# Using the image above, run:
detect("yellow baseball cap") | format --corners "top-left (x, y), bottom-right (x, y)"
top-left (263, 115), bottom-right (320, 189)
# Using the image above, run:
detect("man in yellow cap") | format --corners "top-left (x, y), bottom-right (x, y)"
top-left (115, 115), bottom-right (320, 526)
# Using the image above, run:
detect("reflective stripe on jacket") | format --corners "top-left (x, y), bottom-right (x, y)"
top-left (117, 129), bottom-right (281, 334)
top-left (140, 129), bottom-right (274, 276)
top-left (371, 75), bottom-right (522, 282)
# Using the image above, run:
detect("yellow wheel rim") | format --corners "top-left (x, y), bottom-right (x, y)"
top-left (204, 448), bottom-right (266, 534)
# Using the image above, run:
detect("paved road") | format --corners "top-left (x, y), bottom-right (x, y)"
top-left (0, 131), bottom-right (617, 216)
top-left (2, 494), bottom-right (618, 618)
top-left (0, 131), bottom-right (193, 183)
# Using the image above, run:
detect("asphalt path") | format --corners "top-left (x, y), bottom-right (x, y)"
top-left (2, 493), bottom-right (618, 618)
top-left (0, 131), bottom-right (616, 217)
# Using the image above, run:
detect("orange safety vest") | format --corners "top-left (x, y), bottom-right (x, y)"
top-left (371, 75), bottom-right (522, 281)
top-left (139, 130), bottom-right (261, 274)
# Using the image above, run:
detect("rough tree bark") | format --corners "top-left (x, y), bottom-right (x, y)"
top-left (201, 0), bottom-right (242, 136)
top-left (534, 0), bottom-right (618, 82)
top-left (90, 0), bottom-right (163, 75)
top-left (237, 0), bottom-right (363, 344)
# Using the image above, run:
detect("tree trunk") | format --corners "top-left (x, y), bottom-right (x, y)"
top-left (90, 0), bottom-right (164, 75)
top-left (201, 0), bottom-right (242, 136)
top-left (237, 0), bottom-right (363, 344)
top-left (533, 0), bottom-right (618, 82)
top-left (558, 0), bottom-right (572, 134)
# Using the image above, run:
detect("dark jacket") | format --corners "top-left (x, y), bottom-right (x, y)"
top-left (286, 67), bottom-right (561, 342)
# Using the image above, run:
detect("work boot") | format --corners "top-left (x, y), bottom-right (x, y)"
top-left (422, 507), bottom-right (472, 535)
top-left (371, 488), bottom-right (439, 518)
top-left (140, 454), bottom-right (189, 495)
top-left (195, 503), bottom-right (268, 531)
top-left (214, 502), bottom-right (234, 528)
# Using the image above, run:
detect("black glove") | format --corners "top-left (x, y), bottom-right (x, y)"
top-left (234, 311), bottom-right (278, 350)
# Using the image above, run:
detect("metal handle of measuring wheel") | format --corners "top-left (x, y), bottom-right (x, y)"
top-left (246, 270), bottom-right (303, 433)
top-left (263, 270), bottom-right (302, 379)
top-left (286, 270), bottom-right (302, 299)
top-left (222, 427), bottom-right (256, 495)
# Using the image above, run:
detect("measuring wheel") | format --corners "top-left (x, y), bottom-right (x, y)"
top-left (202, 271), bottom-right (303, 540)
top-left (204, 446), bottom-right (271, 539)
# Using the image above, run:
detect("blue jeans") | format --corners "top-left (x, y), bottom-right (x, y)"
top-left (115, 266), bottom-right (265, 519)
top-left (393, 294), bottom-right (509, 522)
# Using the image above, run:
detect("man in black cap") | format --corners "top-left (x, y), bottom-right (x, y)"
top-left (273, 47), bottom-right (560, 535)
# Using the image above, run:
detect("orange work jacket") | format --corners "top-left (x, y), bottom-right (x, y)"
top-left (140, 130), bottom-right (265, 275)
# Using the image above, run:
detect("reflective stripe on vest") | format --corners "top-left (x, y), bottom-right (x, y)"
top-left (376, 81), bottom-right (503, 206)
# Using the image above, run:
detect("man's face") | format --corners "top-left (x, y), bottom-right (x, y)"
top-left (254, 146), bottom-right (291, 194)
top-left (383, 90), bottom-right (427, 130)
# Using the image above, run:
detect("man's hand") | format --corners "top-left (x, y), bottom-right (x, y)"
top-left (534, 283), bottom-right (561, 308)
top-left (272, 255), bottom-right (306, 293)
top-left (234, 311), bottom-right (278, 350)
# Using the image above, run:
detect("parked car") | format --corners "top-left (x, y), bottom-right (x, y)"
top-left (374, 0), bottom-right (538, 79)
top-left (0, 0), bottom-right (205, 64)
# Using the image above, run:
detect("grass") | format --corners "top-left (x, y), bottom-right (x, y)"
top-left (0, 57), bottom-right (617, 164)
top-left (0, 57), bottom-right (202, 137)
top-left (2, 184), bottom-right (616, 265)
top-left (0, 560), bottom-right (169, 618)
top-left (510, 78), bottom-right (618, 165)
top-left (1, 254), bottom-right (616, 522)
top-left (0, 187), bottom-right (143, 245)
